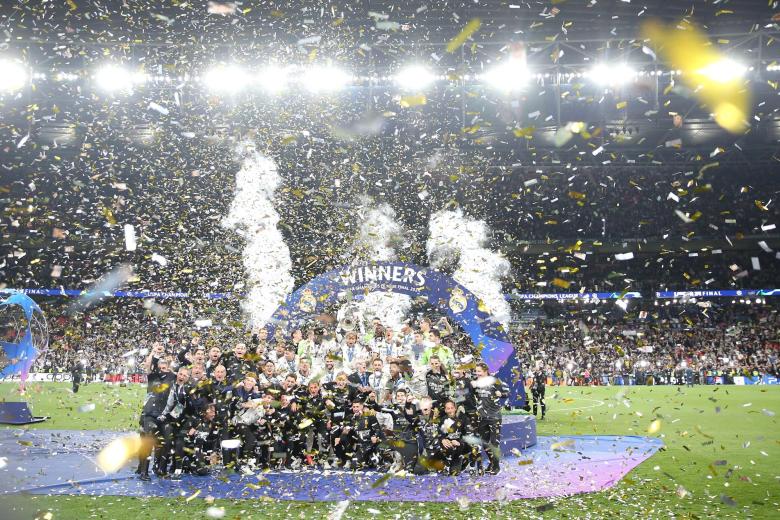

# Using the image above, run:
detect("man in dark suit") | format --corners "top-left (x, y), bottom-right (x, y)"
top-left (347, 360), bottom-right (372, 401)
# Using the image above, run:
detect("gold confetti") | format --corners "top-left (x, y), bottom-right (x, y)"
top-left (399, 95), bottom-right (427, 107)
top-left (97, 435), bottom-right (144, 473)
top-left (551, 439), bottom-right (575, 451)
top-left (446, 18), bottom-right (482, 53)
top-left (642, 20), bottom-right (750, 134)
top-left (648, 419), bottom-right (662, 434)
top-left (371, 473), bottom-right (392, 488)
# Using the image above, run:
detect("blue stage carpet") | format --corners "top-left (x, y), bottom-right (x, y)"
top-left (0, 428), bottom-right (662, 502)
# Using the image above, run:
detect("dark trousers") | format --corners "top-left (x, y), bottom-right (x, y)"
top-left (238, 424), bottom-right (257, 463)
top-left (301, 420), bottom-right (330, 462)
top-left (338, 433), bottom-right (380, 468)
top-left (477, 419), bottom-right (501, 470)
top-left (391, 436), bottom-right (419, 470)
top-left (441, 441), bottom-right (470, 474)
top-left (138, 415), bottom-right (162, 475)
top-left (531, 386), bottom-right (546, 417)
top-left (160, 421), bottom-right (187, 473)
top-left (412, 448), bottom-right (443, 475)
top-left (283, 434), bottom-right (305, 465)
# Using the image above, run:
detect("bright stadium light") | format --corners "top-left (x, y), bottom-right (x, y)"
top-left (482, 59), bottom-right (529, 92)
top-left (395, 64), bottom-right (437, 91)
top-left (0, 60), bottom-right (28, 92)
top-left (203, 64), bottom-right (250, 93)
top-left (257, 64), bottom-right (293, 94)
top-left (588, 63), bottom-right (636, 86)
top-left (94, 65), bottom-right (146, 93)
top-left (697, 58), bottom-right (747, 83)
top-left (301, 65), bottom-right (352, 93)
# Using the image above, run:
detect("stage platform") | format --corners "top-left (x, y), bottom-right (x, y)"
top-left (0, 421), bottom-right (662, 502)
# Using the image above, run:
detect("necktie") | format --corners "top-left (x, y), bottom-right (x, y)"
top-left (362, 373), bottom-right (368, 386)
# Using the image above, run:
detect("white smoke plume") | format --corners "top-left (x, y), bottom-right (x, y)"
top-left (349, 197), bottom-right (411, 327)
top-left (223, 144), bottom-right (294, 327)
top-left (426, 208), bottom-right (512, 329)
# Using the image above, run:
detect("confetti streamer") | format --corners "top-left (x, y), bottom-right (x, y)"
top-left (642, 20), bottom-right (750, 133)
top-left (223, 144), bottom-right (294, 327)
top-left (446, 18), bottom-right (482, 53)
top-left (427, 209), bottom-right (512, 329)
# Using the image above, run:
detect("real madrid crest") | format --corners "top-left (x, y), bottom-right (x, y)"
top-left (298, 288), bottom-right (317, 313)
top-left (449, 287), bottom-right (468, 314)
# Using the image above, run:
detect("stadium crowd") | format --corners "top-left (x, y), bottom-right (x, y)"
top-left (512, 309), bottom-right (780, 386)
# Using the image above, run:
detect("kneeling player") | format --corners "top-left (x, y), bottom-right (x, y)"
top-left (337, 400), bottom-right (385, 469)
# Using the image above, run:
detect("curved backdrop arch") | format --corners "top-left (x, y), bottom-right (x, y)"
top-left (270, 261), bottom-right (525, 407)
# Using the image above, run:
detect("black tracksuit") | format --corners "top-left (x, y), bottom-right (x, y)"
top-left (339, 412), bottom-right (385, 468)
top-left (531, 369), bottom-right (546, 418)
top-left (472, 377), bottom-right (509, 472)
top-left (439, 413), bottom-right (470, 474)
top-left (138, 361), bottom-right (175, 477)
top-left (425, 370), bottom-right (450, 410)
top-left (382, 403), bottom-right (419, 470)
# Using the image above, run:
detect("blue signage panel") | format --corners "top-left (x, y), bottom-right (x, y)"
top-left (655, 289), bottom-right (780, 299)
top-left (508, 292), bottom-right (642, 300)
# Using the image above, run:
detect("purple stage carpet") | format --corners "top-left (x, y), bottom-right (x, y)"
top-left (0, 428), bottom-right (662, 502)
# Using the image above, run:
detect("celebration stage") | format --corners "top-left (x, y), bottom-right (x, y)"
top-left (0, 416), bottom-right (662, 502)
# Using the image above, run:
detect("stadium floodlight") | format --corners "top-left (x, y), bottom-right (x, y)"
top-left (203, 64), bottom-right (250, 93)
top-left (257, 64), bottom-right (293, 94)
top-left (482, 59), bottom-right (529, 92)
top-left (0, 60), bottom-right (28, 92)
top-left (301, 65), bottom-right (352, 93)
top-left (588, 63), bottom-right (636, 86)
top-left (395, 64), bottom-right (437, 91)
top-left (697, 58), bottom-right (747, 83)
top-left (95, 65), bottom-right (146, 93)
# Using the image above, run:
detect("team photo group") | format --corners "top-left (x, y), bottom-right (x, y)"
top-left (134, 318), bottom-right (517, 481)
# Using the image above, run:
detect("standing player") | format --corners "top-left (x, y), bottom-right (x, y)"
top-left (530, 364), bottom-right (547, 420)
top-left (472, 362), bottom-right (509, 475)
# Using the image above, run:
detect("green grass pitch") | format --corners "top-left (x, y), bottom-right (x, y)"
top-left (1, 382), bottom-right (778, 519)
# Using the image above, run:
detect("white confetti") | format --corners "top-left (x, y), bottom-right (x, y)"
top-left (427, 209), bottom-right (511, 328)
top-left (124, 224), bottom-right (137, 251)
top-left (222, 145), bottom-right (293, 328)
top-left (151, 253), bottom-right (168, 267)
top-left (147, 102), bottom-right (169, 115)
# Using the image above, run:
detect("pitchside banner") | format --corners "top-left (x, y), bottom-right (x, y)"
top-left (509, 292), bottom-right (641, 301)
top-left (655, 289), bottom-right (780, 299)
top-left (6, 287), bottom-right (780, 301)
top-left (269, 261), bottom-right (526, 407)
top-left (733, 375), bottom-right (780, 385)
